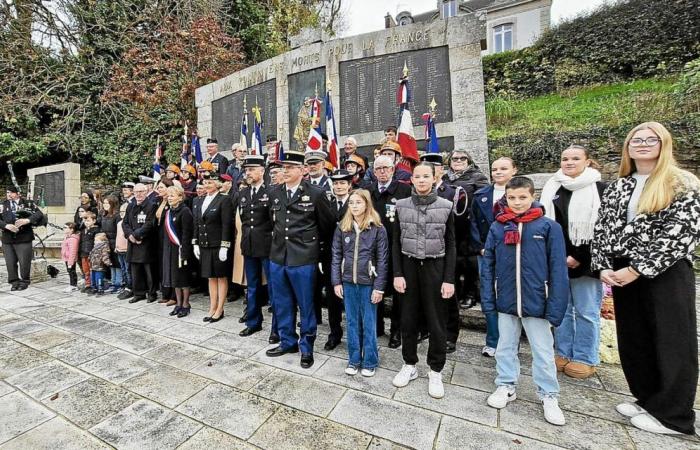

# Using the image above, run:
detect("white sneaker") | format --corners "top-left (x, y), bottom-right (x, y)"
top-left (631, 413), bottom-right (682, 435)
top-left (487, 385), bottom-right (517, 409)
top-left (428, 370), bottom-right (444, 399)
top-left (344, 365), bottom-right (358, 376)
top-left (542, 397), bottom-right (566, 426)
top-left (482, 346), bottom-right (496, 357)
top-left (392, 364), bottom-right (417, 387)
top-left (361, 368), bottom-right (375, 377)
top-left (615, 402), bottom-right (646, 418)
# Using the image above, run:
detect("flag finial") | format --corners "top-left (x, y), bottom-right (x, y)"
top-left (403, 61), bottom-right (409, 78)
top-left (429, 97), bottom-right (437, 116)
top-left (326, 77), bottom-right (332, 93)
top-left (315, 82), bottom-right (319, 97)
top-left (243, 94), bottom-right (247, 112)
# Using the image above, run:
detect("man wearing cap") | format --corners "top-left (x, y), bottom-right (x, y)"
top-left (121, 182), bottom-right (135, 204)
top-left (370, 155), bottom-right (412, 348)
top-left (122, 183), bottom-right (159, 303)
top-left (420, 153), bottom-right (469, 353)
top-left (320, 169), bottom-right (354, 350)
top-left (205, 138), bottom-right (230, 175)
top-left (305, 151), bottom-right (331, 194)
top-left (268, 162), bottom-right (284, 186)
top-left (238, 155), bottom-right (277, 340)
top-left (266, 151), bottom-right (334, 368)
top-left (0, 186), bottom-right (45, 290)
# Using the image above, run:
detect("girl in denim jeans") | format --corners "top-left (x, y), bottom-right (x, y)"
top-left (331, 189), bottom-right (388, 378)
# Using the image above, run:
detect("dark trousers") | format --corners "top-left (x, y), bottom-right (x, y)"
top-left (66, 262), bottom-right (78, 286)
top-left (270, 262), bottom-right (317, 355)
top-left (456, 254), bottom-right (480, 301)
top-left (244, 256), bottom-right (272, 330)
top-left (317, 256), bottom-right (343, 342)
top-left (612, 258), bottom-right (697, 434)
top-left (3, 242), bottom-right (32, 285)
top-left (131, 262), bottom-right (156, 297)
top-left (446, 296), bottom-right (460, 343)
top-left (400, 255), bottom-right (448, 372)
top-left (313, 266), bottom-right (326, 325)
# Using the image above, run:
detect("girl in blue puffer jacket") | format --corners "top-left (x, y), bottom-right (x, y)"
top-left (331, 189), bottom-right (389, 378)
top-left (480, 176), bottom-right (569, 426)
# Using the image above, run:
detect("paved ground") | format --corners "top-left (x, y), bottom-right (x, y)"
top-left (0, 267), bottom-right (699, 450)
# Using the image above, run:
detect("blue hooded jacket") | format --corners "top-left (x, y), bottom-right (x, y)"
top-left (480, 215), bottom-right (569, 327)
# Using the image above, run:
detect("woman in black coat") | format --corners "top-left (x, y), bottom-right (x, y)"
top-left (192, 177), bottom-right (233, 322)
top-left (162, 185), bottom-right (194, 317)
top-left (100, 195), bottom-right (122, 293)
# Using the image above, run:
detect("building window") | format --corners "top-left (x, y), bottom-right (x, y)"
top-left (441, 0), bottom-right (457, 19)
top-left (493, 23), bottom-right (513, 53)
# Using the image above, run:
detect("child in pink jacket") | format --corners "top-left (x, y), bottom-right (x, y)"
top-left (61, 222), bottom-right (81, 292)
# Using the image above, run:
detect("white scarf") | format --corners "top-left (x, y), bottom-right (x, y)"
top-left (540, 167), bottom-right (601, 246)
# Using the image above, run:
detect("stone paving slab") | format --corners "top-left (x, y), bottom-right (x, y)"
top-left (191, 353), bottom-right (274, 390)
top-left (14, 327), bottom-right (77, 350)
top-left (90, 399), bottom-right (202, 450)
top-left (176, 383), bottom-right (278, 440)
top-left (249, 346), bottom-right (331, 376)
top-left (0, 344), bottom-right (54, 379)
top-left (5, 360), bottom-right (89, 400)
top-left (249, 406), bottom-right (373, 450)
top-left (143, 340), bottom-right (218, 371)
top-left (46, 337), bottom-right (116, 366)
top-left (0, 380), bottom-right (15, 396)
top-left (122, 365), bottom-right (211, 409)
top-left (0, 391), bottom-right (55, 445)
top-left (435, 415), bottom-right (564, 449)
top-left (79, 349), bottom-right (159, 384)
top-left (176, 427), bottom-right (255, 450)
top-left (200, 331), bottom-right (270, 358)
top-left (313, 355), bottom-right (398, 398)
top-left (0, 417), bottom-right (111, 450)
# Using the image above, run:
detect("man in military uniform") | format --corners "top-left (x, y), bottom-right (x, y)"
top-left (266, 151), bottom-right (334, 369)
top-left (238, 155), bottom-right (276, 340)
top-left (370, 155), bottom-right (412, 348)
top-left (321, 169), bottom-right (353, 350)
top-left (0, 186), bottom-right (45, 290)
top-left (122, 183), bottom-right (159, 303)
top-left (305, 151), bottom-right (332, 194)
top-left (205, 138), bottom-right (230, 175)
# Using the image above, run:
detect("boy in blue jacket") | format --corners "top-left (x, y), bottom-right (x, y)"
top-left (480, 176), bottom-right (569, 426)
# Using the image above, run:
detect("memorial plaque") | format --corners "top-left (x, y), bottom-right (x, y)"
top-left (211, 79), bottom-right (277, 152)
top-left (288, 67), bottom-right (326, 151)
top-left (34, 171), bottom-right (65, 206)
top-left (339, 46), bottom-right (452, 136)
top-left (356, 136), bottom-right (455, 164)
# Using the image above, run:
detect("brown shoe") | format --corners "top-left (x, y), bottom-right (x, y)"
top-left (555, 356), bottom-right (570, 372)
top-left (165, 300), bottom-right (177, 306)
top-left (564, 361), bottom-right (596, 379)
top-left (158, 298), bottom-right (169, 304)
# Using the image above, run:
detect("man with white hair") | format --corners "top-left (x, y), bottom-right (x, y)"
top-left (225, 143), bottom-right (247, 192)
top-left (340, 136), bottom-right (369, 170)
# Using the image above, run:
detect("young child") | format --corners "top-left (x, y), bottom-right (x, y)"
top-left (61, 222), bottom-right (81, 292)
top-left (79, 211), bottom-right (100, 292)
top-left (89, 233), bottom-right (112, 295)
top-left (331, 189), bottom-right (388, 378)
top-left (480, 176), bottom-right (569, 425)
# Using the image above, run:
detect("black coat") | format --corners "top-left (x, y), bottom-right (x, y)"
top-left (79, 226), bottom-right (101, 258)
top-left (191, 193), bottom-right (233, 249)
top-left (370, 180), bottom-right (412, 244)
top-left (0, 198), bottom-right (44, 244)
top-left (209, 153), bottom-right (230, 175)
top-left (161, 203), bottom-right (194, 287)
top-left (239, 184), bottom-right (273, 258)
top-left (100, 213), bottom-right (120, 266)
top-left (331, 197), bottom-right (349, 223)
top-left (551, 182), bottom-right (607, 279)
top-left (122, 199), bottom-right (158, 263)
top-left (268, 181), bottom-right (335, 267)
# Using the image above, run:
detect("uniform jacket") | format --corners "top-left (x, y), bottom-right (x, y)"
top-left (308, 175), bottom-right (332, 193)
top-left (191, 193), bottom-right (233, 249)
top-left (268, 181), bottom-right (335, 267)
top-left (89, 241), bottom-right (112, 271)
top-left (480, 216), bottom-right (569, 327)
top-left (551, 182), bottom-right (607, 279)
top-left (239, 184), bottom-right (273, 258)
top-left (122, 199), bottom-right (158, 263)
top-left (79, 225), bottom-right (100, 258)
top-left (446, 167), bottom-right (489, 213)
top-left (208, 153), bottom-right (230, 175)
top-left (331, 223), bottom-right (389, 291)
top-left (591, 174), bottom-right (700, 278)
top-left (331, 197), bottom-right (350, 222)
top-left (0, 198), bottom-right (45, 244)
top-left (61, 233), bottom-right (80, 266)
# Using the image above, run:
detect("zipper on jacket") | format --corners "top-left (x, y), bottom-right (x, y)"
top-left (516, 222), bottom-right (523, 318)
top-left (352, 229), bottom-right (360, 284)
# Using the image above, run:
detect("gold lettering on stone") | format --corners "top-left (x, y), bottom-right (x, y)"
top-left (385, 29), bottom-right (430, 50)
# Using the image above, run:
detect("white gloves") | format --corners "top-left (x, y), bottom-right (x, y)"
top-left (218, 247), bottom-right (228, 262)
top-left (193, 245), bottom-right (200, 260)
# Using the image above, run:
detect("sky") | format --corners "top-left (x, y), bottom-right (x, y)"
top-left (340, 0), bottom-right (613, 37)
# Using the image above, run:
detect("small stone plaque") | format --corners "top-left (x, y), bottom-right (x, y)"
top-left (33, 171), bottom-right (65, 206)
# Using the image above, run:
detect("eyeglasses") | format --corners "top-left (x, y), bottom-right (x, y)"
top-left (374, 166), bottom-right (392, 172)
top-left (629, 137), bottom-right (660, 147)
top-left (451, 156), bottom-right (469, 162)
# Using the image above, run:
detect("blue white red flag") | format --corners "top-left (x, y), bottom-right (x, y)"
top-left (396, 72), bottom-right (418, 165)
top-left (191, 135), bottom-right (202, 164)
top-left (422, 113), bottom-right (439, 153)
top-left (164, 209), bottom-right (180, 247)
top-left (153, 139), bottom-right (163, 181)
top-left (306, 96), bottom-right (323, 152)
top-left (251, 106), bottom-right (263, 155)
top-left (325, 92), bottom-right (339, 169)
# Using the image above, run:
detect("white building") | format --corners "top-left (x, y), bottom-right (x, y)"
top-left (386, 0), bottom-right (552, 55)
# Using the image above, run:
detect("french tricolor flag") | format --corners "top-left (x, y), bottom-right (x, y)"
top-left (325, 91), bottom-right (339, 169)
top-left (422, 113), bottom-right (439, 153)
top-left (251, 107), bottom-right (263, 155)
top-left (306, 96), bottom-right (324, 152)
top-left (396, 73), bottom-right (419, 165)
top-left (153, 139), bottom-right (163, 181)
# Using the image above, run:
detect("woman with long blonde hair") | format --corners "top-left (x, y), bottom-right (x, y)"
top-left (331, 189), bottom-right (388, 377)
top-left (591, 122), bottom-right (700, 435)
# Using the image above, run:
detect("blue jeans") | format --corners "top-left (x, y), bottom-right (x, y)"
top-left (495, 313), bottom-right (559, 399)
top-left (270, 262), bottom-right (317, 355)
top-left (110, 266), bottom-right (122, 289)
top-left (117, 253), bottom-right (131, 289)
top-left (554, 276), bottom-right (604, 366)
top-left (478, 256), bottom-right (499, 348)
top-left (90, 270), bottom-right (105, 292)
top-left (343, 283), bottom-right (378, 369)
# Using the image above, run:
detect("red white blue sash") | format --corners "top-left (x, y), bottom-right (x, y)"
top-left (165, 209), bottom-right (180, 247)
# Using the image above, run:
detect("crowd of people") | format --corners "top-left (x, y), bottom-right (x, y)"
top-left (1, 121), bottom-right (698, 435)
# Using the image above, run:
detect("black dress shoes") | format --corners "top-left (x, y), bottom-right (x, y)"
top-left (209, 312), bottom-right (224, 323)
top-left (266, 345), bottom-right (299, 357)
top-left (177, 307), bottom-right (190, 318)
top-left (129, 295), bottom-right (146, 304)
top-left (324, 339), bottom-right (340, 351)
top-left (147, 295), bottom-right (158, 303)
top-left (170, 307), bottom-right (181, 316)
top-left (268, 333), bottom-right (280, 344)
top-left (203, 316), bottom-right (211, 322)
top-left (418, 331), bottom-right (430, 342)
top-left (239, 326), bottom-right (262, 337)
top-left (300, 353), bottom-right (314, 368)
top-left (238, 312), bottom-right (248, 323)
top-left (388, 332), bottom-right (401, 349)
top-left (460, 295), bottom-right (477, 309)
top-left (446, 341), bottom-right (456, 353)
top-left (10, 283), bottom-right (19, 291)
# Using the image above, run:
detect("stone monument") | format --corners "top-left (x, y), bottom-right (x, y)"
top-left (196, 14), bottom-right (489, 168)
